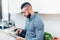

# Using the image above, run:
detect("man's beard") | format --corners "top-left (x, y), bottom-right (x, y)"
top-left (27, 13), bottom-right (31, 19)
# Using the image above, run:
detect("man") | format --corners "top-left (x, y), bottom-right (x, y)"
top-left (15, 2), bottom-right (44, 40)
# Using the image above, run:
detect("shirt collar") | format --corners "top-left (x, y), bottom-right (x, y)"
top-left (28, 13), bottom-right (36, 21)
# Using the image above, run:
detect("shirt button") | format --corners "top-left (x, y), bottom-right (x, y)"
top-left (27, 34), bottom-right (28, 36)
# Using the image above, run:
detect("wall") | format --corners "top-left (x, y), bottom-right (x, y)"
top-left (14, 14), bottom-right (26, 29)
top-left (39, 14), bottom-right (60, 37)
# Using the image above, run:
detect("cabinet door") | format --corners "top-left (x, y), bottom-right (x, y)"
top-left (9, 0), bottom-right (38, 14)
top-left (20, 0), bottom-right (39, 12)
top-left (38, 0), bottom-right (60, 14)
top-left (9, 0), bottom-right (60, 14)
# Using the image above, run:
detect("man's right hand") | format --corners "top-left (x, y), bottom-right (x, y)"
top-left (15, 36), bottom-right (25, 40)
top-left (15, 28), bottom-right (23, 35)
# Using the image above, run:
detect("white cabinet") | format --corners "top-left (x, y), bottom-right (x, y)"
top-left (9, 0), bottom-right (60, 14)
top-left (20, 0), bottom-right (39, 12)
top-left (9, 0), bottom-right (38, 14)
top-left (38, 0), bottom-right (60, 14)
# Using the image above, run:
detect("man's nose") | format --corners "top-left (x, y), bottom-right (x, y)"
top-left (23, 13), bottom-right (25, 16)
top-left (23, 13), bottom-right (24, 15)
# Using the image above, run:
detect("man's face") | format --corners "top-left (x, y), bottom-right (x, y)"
top-left (21, 7), bottom-right (31, 18)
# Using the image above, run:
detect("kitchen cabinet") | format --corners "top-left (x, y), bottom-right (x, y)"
top-left (38, 0), bottom-right (60, 14)
top-left (9, 0), bottom-right (38, 14)
top-left (9, 0), bottom-right (60, 14)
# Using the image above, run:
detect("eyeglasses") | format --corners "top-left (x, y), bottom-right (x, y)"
top-left (21, 12), bottom-right (26, 14)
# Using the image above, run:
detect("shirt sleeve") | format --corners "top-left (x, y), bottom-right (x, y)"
top-left (31, 19), bottom-right (44, 40)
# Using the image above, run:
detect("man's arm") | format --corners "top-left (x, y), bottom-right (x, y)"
top-left (31, 19), bottom-right (44, 40)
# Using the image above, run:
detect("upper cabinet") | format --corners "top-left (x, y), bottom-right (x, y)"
top-left (9, 0), bottom-right (38, 14)
top-left (9, 0), bottom-right (60, 14)
top-left (38, 0), bottom-right (60, 14)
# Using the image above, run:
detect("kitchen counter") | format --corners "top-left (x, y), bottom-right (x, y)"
top-left (0, 27), bottom-right (16, 40)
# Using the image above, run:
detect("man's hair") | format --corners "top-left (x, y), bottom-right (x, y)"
top-left (21, 2), bottom-right (31, 9)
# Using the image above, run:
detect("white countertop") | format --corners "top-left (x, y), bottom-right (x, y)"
top-left (0, 27), bottom-right (16, 40)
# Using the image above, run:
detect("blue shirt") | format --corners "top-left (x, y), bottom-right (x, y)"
top-left (24, 13), bottom-right (44, 40)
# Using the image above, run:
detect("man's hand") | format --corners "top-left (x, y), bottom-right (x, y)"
top-left (15, 28), bottom-right (23, 35)
top-left (15, 36), bottom-right (25, 40)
